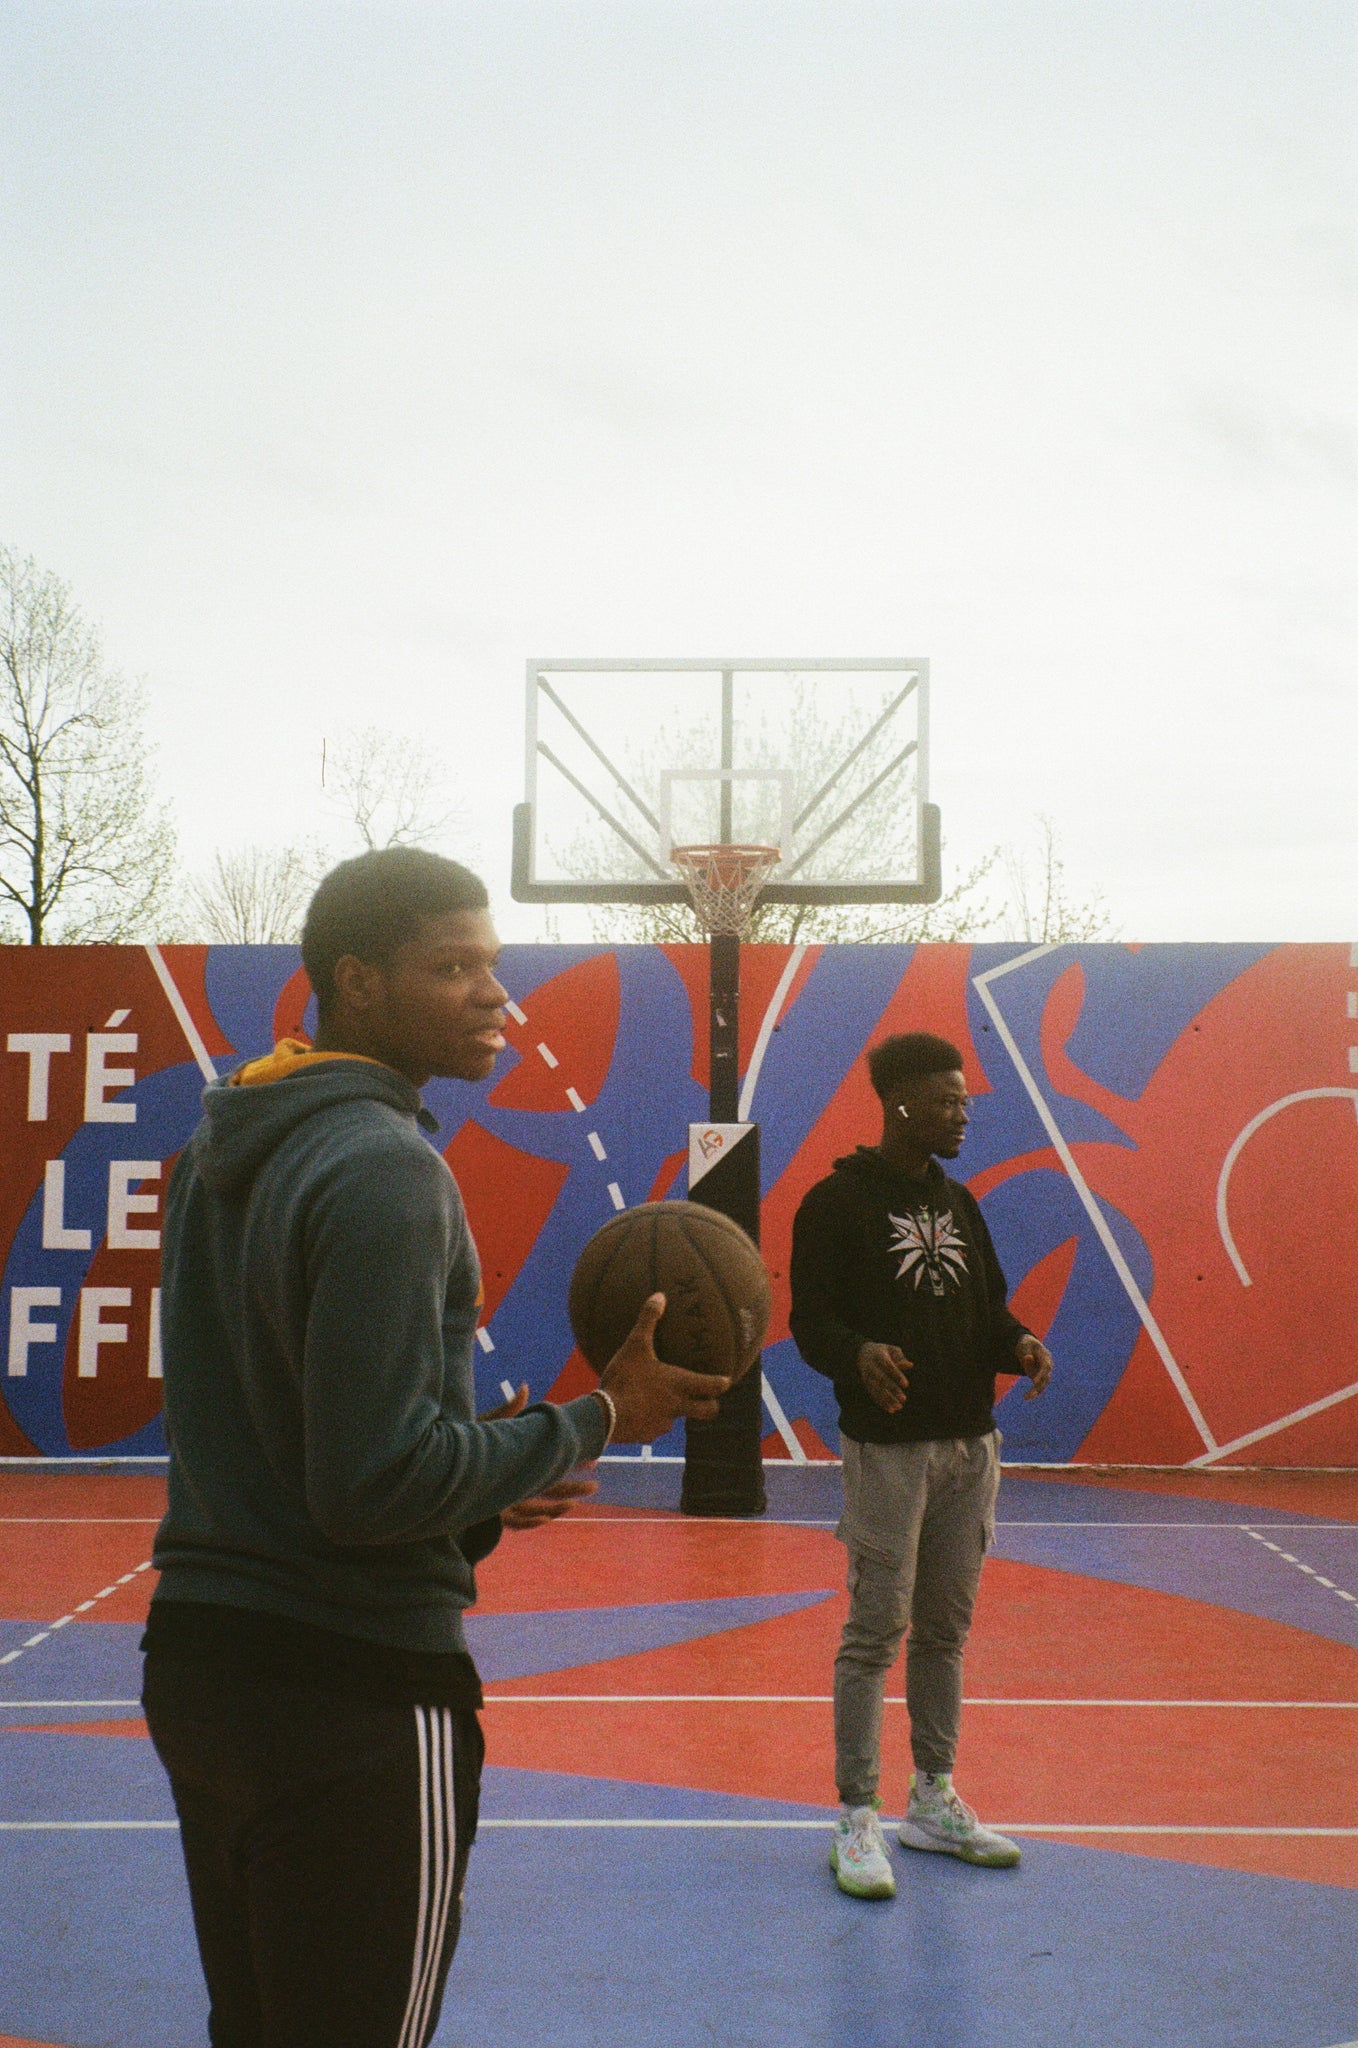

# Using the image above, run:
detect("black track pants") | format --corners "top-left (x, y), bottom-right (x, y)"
top-left (143, 1656), bottom-right (483, 2048)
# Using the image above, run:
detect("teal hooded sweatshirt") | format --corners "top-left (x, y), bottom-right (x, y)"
top-left (150, 1044), bottom-right (607, 1658)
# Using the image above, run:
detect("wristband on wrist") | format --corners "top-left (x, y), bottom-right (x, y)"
top-left (590, 1386), bottom-right (617, 1449)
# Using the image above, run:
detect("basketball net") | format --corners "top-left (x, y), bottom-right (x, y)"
top-left (670, 844), bottom-right (780, 939)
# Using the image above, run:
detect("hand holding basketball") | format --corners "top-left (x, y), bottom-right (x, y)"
top-left (598, 1292), bottom-right (731, 1443)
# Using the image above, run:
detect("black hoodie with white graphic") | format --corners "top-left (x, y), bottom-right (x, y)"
top-left (790, 1147), bottom-right (1030, 1445)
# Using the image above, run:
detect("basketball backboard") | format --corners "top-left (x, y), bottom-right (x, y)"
top-left (511, 659), bottom-right (941, 907)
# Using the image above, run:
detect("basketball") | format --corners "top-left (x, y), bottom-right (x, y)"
top-left (568, 1200), bottom-right (771, 1385)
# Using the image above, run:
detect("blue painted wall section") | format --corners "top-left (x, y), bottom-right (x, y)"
top-left (2, 939), bottom-right (1355, 1465)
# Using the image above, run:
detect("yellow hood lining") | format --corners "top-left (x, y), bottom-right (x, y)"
top-left (230, 1039), bottom-right (391, 1088)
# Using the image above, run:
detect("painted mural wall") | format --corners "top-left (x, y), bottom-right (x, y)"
top-left (2, 941), bottom-right (1355, 1467)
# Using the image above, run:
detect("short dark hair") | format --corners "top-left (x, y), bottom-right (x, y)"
top-left (867, 1032), bottom-right (965, 1102)
top-left (302, 848), bottom-right (489, 1012)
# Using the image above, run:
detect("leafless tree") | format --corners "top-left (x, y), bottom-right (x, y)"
top-left (322, 726), bottom-right (458, 852)
top-left (182, 844), bottom-right (322, 944)
top-left (0, 547), bottom-right (176, 943)
top-left (1003, 815), bottom-right (1116, 942)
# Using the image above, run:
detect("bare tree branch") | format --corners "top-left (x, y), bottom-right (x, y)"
top-left (0, 546), bottom-right (176, 943)
top-left (322, 726), bottom-right (460, 852)
top-left (181, 845), bottom-right (324, 944)
top-left (1003, 815), bottom-right (1117, 942)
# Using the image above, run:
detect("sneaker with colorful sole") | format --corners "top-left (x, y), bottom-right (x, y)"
top-left (830, 1804), bottom-right (897, 1899)
top-left (897, 1772), bottom-right (1021, 1867)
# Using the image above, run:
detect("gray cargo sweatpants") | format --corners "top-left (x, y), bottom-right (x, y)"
top-left (834, 1431), bottom-right (1001, 1806)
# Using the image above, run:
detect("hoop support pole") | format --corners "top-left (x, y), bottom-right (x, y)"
top-left (682, 929), bottom-right (767, 1517)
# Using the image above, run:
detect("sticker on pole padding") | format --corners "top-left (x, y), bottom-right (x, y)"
top-left (688, 1122), bottom-right (754, 1190)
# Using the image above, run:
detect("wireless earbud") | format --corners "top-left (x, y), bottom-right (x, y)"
top-left (897, 1105), bottom-right (909, 1121)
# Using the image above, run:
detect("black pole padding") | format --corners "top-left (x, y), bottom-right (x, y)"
top-left (708, 930), bottom-right (740, 1123)
top-left (680, 932), bottom-right (767, 1515)
top-left (681, 1364), bottom-right (767, 1517)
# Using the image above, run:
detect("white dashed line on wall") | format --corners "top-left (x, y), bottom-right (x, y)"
top-left (477, 998), bottom-right (631, 1374)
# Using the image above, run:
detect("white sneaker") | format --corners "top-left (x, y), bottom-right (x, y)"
top-left (897, 1772), bottom-right (1021, 1867)
top-left (830, 1803), bottom-right (896, 1899)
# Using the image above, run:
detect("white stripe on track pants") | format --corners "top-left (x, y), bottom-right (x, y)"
top-left (144, 1657), bottom-right (482, 2048)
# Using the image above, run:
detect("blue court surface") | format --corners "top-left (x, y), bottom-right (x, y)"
top-left (2, 1461), bottom-right (1356, 2047)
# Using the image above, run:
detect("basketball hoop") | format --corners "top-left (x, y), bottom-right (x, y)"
top-left (671, 844), bottom-right (781, 939)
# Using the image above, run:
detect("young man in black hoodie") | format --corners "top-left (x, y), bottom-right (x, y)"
top-left (142, 848), bottom-right (730, 2047)
top-left (790, 1032), bottom-right (1052, 1900)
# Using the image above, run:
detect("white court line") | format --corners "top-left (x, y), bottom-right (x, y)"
top-left (1243, 1528), bottom-right (1358, 1605)
top-left (972, 946), bottom-right (1217, 1454)
top-left (482, 1694), bottom-right (1358, 1708)
top-left (476, 1820), bottom-right (1358, 1836)
top-left (0, 1559), bottom-right (154, 1672)
top-left (0, 1820), bottom-right (179, 1832)
top-left (144, 944), bottom-right (218, 1082)
top-left (1191, 1381), bottom-right (1358, 1468)
top-left (738, 943), bottom-right (809, 1121)
top-left (759, 1373), bottom-right (807, 1465)
top-left (0, 1700), bottom-right (140, 1710)
top-left (1, 1817), bottom-right (1353, 1837)
top-left (1216, 1089), bottom-right (1358, 1287)
top-left (478, 1515), bottom-right (1358, 1529)
top-left (4, 1695), bottom-right (1351, 1711)
top-left (6, 1516), bottom-right (1348, 1530)
top-left (997, 1520), bottom-right (1358, 1530)
top-left (3, 1819), bottom-right (1354, 1837)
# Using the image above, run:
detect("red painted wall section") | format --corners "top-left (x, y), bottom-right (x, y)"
top-left (761, 943), bottom-right (986, 1347)
top-left (546, 1346), bottom-right (601, 1404)
top-left (442, 1122), bottom-right (568, 1324)
top-left (1053, 946), bottom-right (1358, 1465)
top-left (62, 1154), bottom-right (180, 1451)
top-left (661, 943), bottom-right (819, 1095)
top-left (271, 963), bottom-right (315, 1046)
top-left (0, 947), bottom-right (200, 1456)
top-left (1007, 1235), bottom-right (1078, 1345)
top-left (490, 954), bottom-right (620, 1111)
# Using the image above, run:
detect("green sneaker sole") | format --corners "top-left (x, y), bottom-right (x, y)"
top-left (897, 1821), bottom-right (1021, 1868)
top-left (829, 1842), bottom-right (897, 1899)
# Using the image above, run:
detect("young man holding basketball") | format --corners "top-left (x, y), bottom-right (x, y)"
top-left (790, 1031), bottom-right (1053, 1900)
top-left (142, 848), bottom-right (729, 2047)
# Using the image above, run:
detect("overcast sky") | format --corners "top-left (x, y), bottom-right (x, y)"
top-left (3, 1), bottom-right (1355, 940)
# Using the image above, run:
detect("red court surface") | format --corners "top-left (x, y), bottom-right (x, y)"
top-left (2, 1460), bottom-right (1357, 2048)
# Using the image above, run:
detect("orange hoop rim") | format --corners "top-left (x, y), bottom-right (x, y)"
top-left (670, 842), bottom-right (782, 937)
top-left (670, 842), bottom-right (782, 882)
